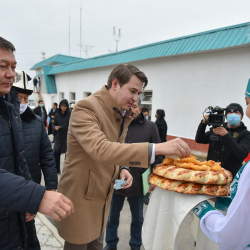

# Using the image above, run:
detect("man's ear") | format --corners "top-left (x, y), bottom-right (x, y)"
top-left (111, 78), bottom-right (119, 90)
top-left (140, 107), bottom-right (142, 112)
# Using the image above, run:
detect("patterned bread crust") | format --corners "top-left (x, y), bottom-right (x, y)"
top-left (153, 164), bottom-right (233, 185)
top-left (149, 173), bottom-right (230, 196)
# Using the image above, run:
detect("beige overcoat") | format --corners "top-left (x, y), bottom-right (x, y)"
top-left (56, 86), bottom-right (150, 244)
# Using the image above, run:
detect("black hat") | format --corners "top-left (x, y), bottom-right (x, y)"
top-left (226, 103), bottom-right (244, 117)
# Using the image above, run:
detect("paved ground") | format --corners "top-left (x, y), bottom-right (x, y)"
top-left (35, 214), bottom-right (63, 250)
top-left (38, 138), bottom-right (201, 249)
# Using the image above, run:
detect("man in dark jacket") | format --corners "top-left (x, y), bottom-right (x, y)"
top-left (195, 103), bottom-right (250, 177)
top-left (13, 70), bottom-right (58, 249)
top-left (54, 99), bottom-right (71, 173)
top-left (104, 97), bottom-right (162, 250)
top-left (48, 102), bottom-right (59, 142)
top-left (155, 109), bottom-right (168, 142)
top-left (34, 100), bottom-right (47, 127)
top-left (0, 36), bottom-right (74, 250)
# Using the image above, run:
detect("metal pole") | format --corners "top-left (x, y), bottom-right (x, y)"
top-left (80, 7), bottom-right (82, 57)
top-left (69, 16), bottom-right (70, 55)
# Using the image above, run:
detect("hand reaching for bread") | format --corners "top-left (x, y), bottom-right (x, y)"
top-left (155, 138), bottom-right (191, 158)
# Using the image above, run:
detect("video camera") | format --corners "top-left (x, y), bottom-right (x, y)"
top-left (203, 106), bottom-right (226, 128)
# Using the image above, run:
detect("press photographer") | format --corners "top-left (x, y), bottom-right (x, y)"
top-left (195, 103), bottom-right (250, 177)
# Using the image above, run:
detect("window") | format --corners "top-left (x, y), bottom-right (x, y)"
top-left (70, 92), bottom-right (76, 104)
top-left (84, 92), bottom-right (91, 98)
top-left (140, 90), bottom-right (153, 120)
top-left (59, 92), bottom-right (64, 101)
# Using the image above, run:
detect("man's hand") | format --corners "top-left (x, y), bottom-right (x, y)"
top-left (202, 114), bottom-right (210, 124)
top-left (120, 169), bottom-right (133, 189)
top-left (25, 212), bottom-right (36, 222)
top-left (155, 138), bottom-right (191, 158)
top-left (38, 191), bottom-right (74, 222)
top-left (55, 126), bottom-right (60, 131)
top-left (213, 127), bottom-right (228, 137)
top-left (51, 115), bottom-right (55, 118)
top-left (149, 184), bottom-right (156, 193)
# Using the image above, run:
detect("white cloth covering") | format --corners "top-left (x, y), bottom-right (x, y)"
top-left (142, 187), bottom-right (218, 250)
top-left (200, 161), bottom-right (250, 250)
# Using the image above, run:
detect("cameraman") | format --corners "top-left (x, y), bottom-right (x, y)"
top-left (195, 103), bottom-right (250, 177)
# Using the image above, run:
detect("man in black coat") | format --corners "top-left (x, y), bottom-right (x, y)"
top-left (104, 97), bottom-right (162, 250)
top-left (13, 70), bottom-right (58, 249)
top-left (48, 102), bottom-right (59, 142)
top-left (155, 109), bottom-right (168, 142)
top-left (54, 99), bottom-right (71, 173)
top-left (195, 103), bottom-right (250, 177)
top-left (34, 100), bottom-right (47, 127)
top-left (0, 36), bottom-right (73, 250)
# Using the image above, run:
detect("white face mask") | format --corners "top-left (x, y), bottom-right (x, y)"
top-left (20, 103), bottom-right (28, 114)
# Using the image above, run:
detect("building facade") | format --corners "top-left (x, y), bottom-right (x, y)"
top-left (30, 22), bottom-right (250, 152)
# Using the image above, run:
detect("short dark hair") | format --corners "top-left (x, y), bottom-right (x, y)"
top-left (156, 109), bottom-right (165, 119)
top-left (38, 100), bottom-right (43, 104)
top-left (53, 102), bottom-right (58, 107)
top-left (142, 107), bottom-right (149, 113)
top-left (107, 64), bottom-right (148, 90)
top-left (0, 37), bottom-right (16, 52)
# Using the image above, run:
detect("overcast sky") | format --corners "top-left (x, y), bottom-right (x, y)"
top-left (1, 0), bottom-right (250, 77)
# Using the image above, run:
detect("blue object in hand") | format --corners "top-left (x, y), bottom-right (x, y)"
top-left (114, 178), bottom-right (126, 190)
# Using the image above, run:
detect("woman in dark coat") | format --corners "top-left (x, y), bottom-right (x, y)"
top-left (54, 99), bottom-right (71, 173)
top-left (155, 109), bottom-right (168, 142)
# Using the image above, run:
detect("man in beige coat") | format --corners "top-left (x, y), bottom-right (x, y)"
top-left (56, 64), bottom-right (190, 250)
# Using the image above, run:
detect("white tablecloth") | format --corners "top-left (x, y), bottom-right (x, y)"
top-left (142, 187), bottom-right (220, 250)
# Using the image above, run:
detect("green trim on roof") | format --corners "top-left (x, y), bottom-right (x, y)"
top-left (42, 65), bottom-right (57, 94)
top-left (35, 71), bottom-right (42, 77)
top-left (47, 22), bottom-right (250, 75)
top-left (30, 54), bottom-right (84, 70)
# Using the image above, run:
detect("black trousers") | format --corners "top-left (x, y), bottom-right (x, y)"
top-left (54, 150), bottom-right (61, 173)
top-left (26, 219), bottom-right (40, 250)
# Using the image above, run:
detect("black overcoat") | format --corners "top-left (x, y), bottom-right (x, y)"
top-left (114, 112), bottom-right (163, 197)
top-left (54, 99), bottom-right (71, 154)
top-left (195, 121), bottom-right (250, 177)
top-left (155, 117), bottom-right (168, 142)
top-left (48, 108), bottom-right (59, 135)
top-left (33, 105), bottom-right (47, 126)
top-left (21, 107), bottom-right (58, 188)
top-left (0, 89), bottom-right (45, 249)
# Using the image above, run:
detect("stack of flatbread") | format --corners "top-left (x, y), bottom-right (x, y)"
top-left (149, 155), bottom-right (233, 196)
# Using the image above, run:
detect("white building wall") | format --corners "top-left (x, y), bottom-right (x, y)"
top-left (43, 46), bottom-right (250, 140)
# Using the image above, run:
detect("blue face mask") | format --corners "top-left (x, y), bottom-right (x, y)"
top-left (227, 114), bottom-right (241, 126)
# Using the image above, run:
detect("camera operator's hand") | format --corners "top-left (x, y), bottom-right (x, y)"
top-left (213, 127), bottom-right (228, 137)
top-left (202, 114), bottom-right (210, 124)
top-left (155, 138), bottom-right (191, 158)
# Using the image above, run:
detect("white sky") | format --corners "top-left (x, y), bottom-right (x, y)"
top-left (1, 0), bottom-right (250, 77)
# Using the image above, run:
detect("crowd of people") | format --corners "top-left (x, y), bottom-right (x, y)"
top-left (1, 34), bottom-right (250, 250)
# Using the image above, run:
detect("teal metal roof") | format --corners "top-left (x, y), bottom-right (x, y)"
top-left (42, 65), bottom-right (57, 94)
top-left (30, 54), bottom-right (84, 70)
top-left (48, 22), bottom-right (250, 75)
top-left (35, 71), bottom-right (42, 77)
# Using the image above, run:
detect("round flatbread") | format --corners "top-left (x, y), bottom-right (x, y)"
top-left (149, 173), bottom-right (230, 196)
top-left (153, 164), bottom-right (233, 185)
